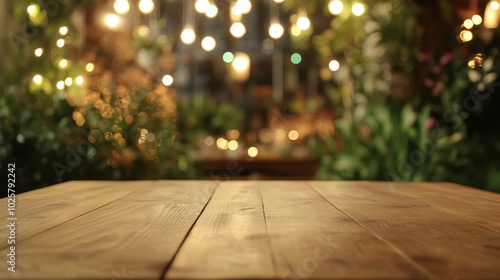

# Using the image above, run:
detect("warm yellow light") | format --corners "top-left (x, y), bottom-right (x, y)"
top-left (86, 63), bottom-right (94, 72)
top-left (227, 129), bottom-right (240, 140)
top-left (205, 4), bottom-right (218, 18)
top-left (181, 26), bottom-right (196, 44)
top-left (288, 130), bottom-right (299, 140)
top-left (228, 140), bottom-right (238, 151)
top-left (201, 36), bottom-right (216, 51)
top-left (296, 11), bottom-right (311, 30)
top-left (216, 138), bottom-right (229, 150)
top-left (75, 76), bottom-right (84, 85)
top-left (204, 136), bottom-right (215, 146)
top-left (34, 48), bottom-right (43, 57)
top-left (269, 21), bottom-right (284, 39)
top-left (472, 14), bottom-right (483, 25)
top-left (274, 0), bottom-right (284, 3)
top-left (56, 81), bottom-right (65, 90)
top-left (65, 77), bottom-right (73, 86)
top-left (232, 52), bottom-right (250, 72)
top-left (104, 14), bottom-right (121, 29)
top-left (328, 0), bottom-right (343, 15)
top-left (238, 0), bottom-right (252, 14)
top-left (195, 0), bottom-right (210, 13)
top-left (290, 25), bottom-right (302, 36)
top-left (33, 74), bottom-right (42, 84)
top-left (491, 0), bottom-right (500, 10)
top-left (162, 74), bottom-right (174, 86)
top-left (27, 4), bottom-right (37, 14)
top-left (329, 60), bottom-right (340, 71)
top-left (56, 39), bottom-right (65, 48)
top-left (136, 25), bottom-right (150, 37)
top-left (460, 30), bottom-right (473, 42)
top-left (59, 26), bottom-right (68, 35)
top-left (114, 0), bottom-right (130, 15)
top-left (138, 0), bottom-right (154, 14)
top-left (352, 3), bottom-right (365, 16)
top-left (247, 146), bottom-right (258, 157)
top-left (59, 59), bottom-right (68, 69)
top-left (230, 22), bottom-right (246, 38)
top-left (464, 19), bottom-right (474, 29)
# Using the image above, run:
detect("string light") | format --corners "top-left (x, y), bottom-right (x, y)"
top-left (290, 25), bottom-right (301, 36)
top-left (86, 63), bottom-right (94, 72)
top-left (27, 4), bottom-right (37, 14)
top-left (230, 22), bottom-right (246, 38)
top-left (223, 52), bottom-right (234, 63)
top-left (291, 53), bottom-right (302, 64)
top-left (59, 26), bottom-right (68, 35)
top-left (162, 75), bottom-right (174, 86)
top-left (33, 74), bottom-right (43, 85)
top-left (65, 77), bottom-right (73, 86)
top-left (232, 52), bottom-right (250, 72)
top-left (269, 21), bottom-right (284, 39)
top-left (195, 0), bottom-right (210, 13)
top-left (472, 14), bottom-right (483, 25)
top-left (328, 0), bottom-right (343, 15)
top-left (138, 0), bottom-right (154, 14)
top-left (352, 3), bottom-right (365, 16)
top-left (104, 14), bottom-right (120, 29)
top-left (201, 36), bottom-right (216, 51)
top-left (247, 146), bottom-right (258, 157)
top-left (288, 130), bottom-right (299, 140)
top-left (274, 0), bottom-right (285, 3)
top-left (484, 1), bottom-right (500, 28)
top-left (56, 39), bottom-right (65, 47)
top-left (296, 9), bottom-right (311, 30)
top-left (228, 140), bottom-right (238, 151)
top-left (114, 0), bottom-right (130, 15)
top-left (75, 76), bottom-right (84, 85)
top-left (205, 4), bottom-right (218, 18)
top-left (329, 60), bottom-right (340, 71)
top-left (464, 19), bottom-right (474, 29)
top-left (58, 59), bottom-right (68, 69)
top-left (459, 30), bottom-right (473, 42)
top-left (56, 81), bottom-right (65, 90)
top-left (34, 48), bottom-right (43, 57)
top-left (181, 26), bottom-right (196, 44)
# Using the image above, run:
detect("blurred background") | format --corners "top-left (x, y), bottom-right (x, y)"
top-left (1, 0), bottom-right (500, 194)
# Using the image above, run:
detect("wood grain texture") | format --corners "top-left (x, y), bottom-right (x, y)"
top-left (259, 181), bottom-right (429, 280)
top-left (0, 180), bottom-right (145, 244)
top-left (0, 181), bottom-right (217, 280)
top-left (309, 181), bottom-right (500, 280)
top-left (166, 181), bottom-right (282, 279)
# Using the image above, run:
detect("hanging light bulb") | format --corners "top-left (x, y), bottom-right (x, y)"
top-left (230, 22), bottom-right (246, 38)
top-left (329, 60), bottom-right (340, 71)
top-left (269, 21), bottom-right (284, 39)
top-left (274, 0), bottom-right (285, 3)
top-left (328, 0), bottom-right (343, 15)
top-left (201, 36), bottom-right (216, 51)
top-left (104, 14), bottom-right (121, 29)
top-left (181, 26), bottom-right (196, 44)
top-left (296, 9), bottom-right (310, 30)
top-left (195, 0), bottom-right (210, 13)
top-left (59, 26), bottom-right (68, 35)
top-left (238, 0), bottom-right (252, 14)
top-left (34, 48), bottom-right (43, 57)
top-left (472, 14), bottom-right (482, 25)
top-left (484, 0), bottom-right (500, 29)
top-left (352, 3), bottom-right (365, 16)
top-left (205, 3), bottom-right (218, 18)
top-left (138, 0), bottom-right (154, 14)
top-left (114, 0), bottom-right (130, 15)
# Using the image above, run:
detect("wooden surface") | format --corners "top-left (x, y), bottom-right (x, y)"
top-left (1, 181), bottom-right (500, 279)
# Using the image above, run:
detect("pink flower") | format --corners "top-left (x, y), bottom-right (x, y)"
top-left (439, 53), bottom-right (453, 66)
top-left (424, 78), bottom-right (435, 88)
top-left (426, 117), bottom-right (436, 129)
top-left (432, 82), bottom-right (444, 96)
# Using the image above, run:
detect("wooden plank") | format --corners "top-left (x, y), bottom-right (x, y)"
top-left (0, 180), bottom-right (146, 244)
top-left (165, 181), bottom-right (282, 279)
top-left (309, 181), bottom-right (500, 280)
top-left (0, 180), bottom-right (218, 280)
top-left (259, 181), bottom-right (431, 279)
top-left (394, 182), bottom-right (500, 233)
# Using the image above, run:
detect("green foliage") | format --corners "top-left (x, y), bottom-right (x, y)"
top-left (176, 95), bottom-right (244, 145)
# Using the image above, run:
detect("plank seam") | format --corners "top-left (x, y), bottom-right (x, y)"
top-left (306, 182), bottom-right (440, 280)
top-left (160, 181), bottom-right (220, 280)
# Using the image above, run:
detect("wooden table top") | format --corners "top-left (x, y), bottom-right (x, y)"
top-left (1, 181), bottom-right (500, 279)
